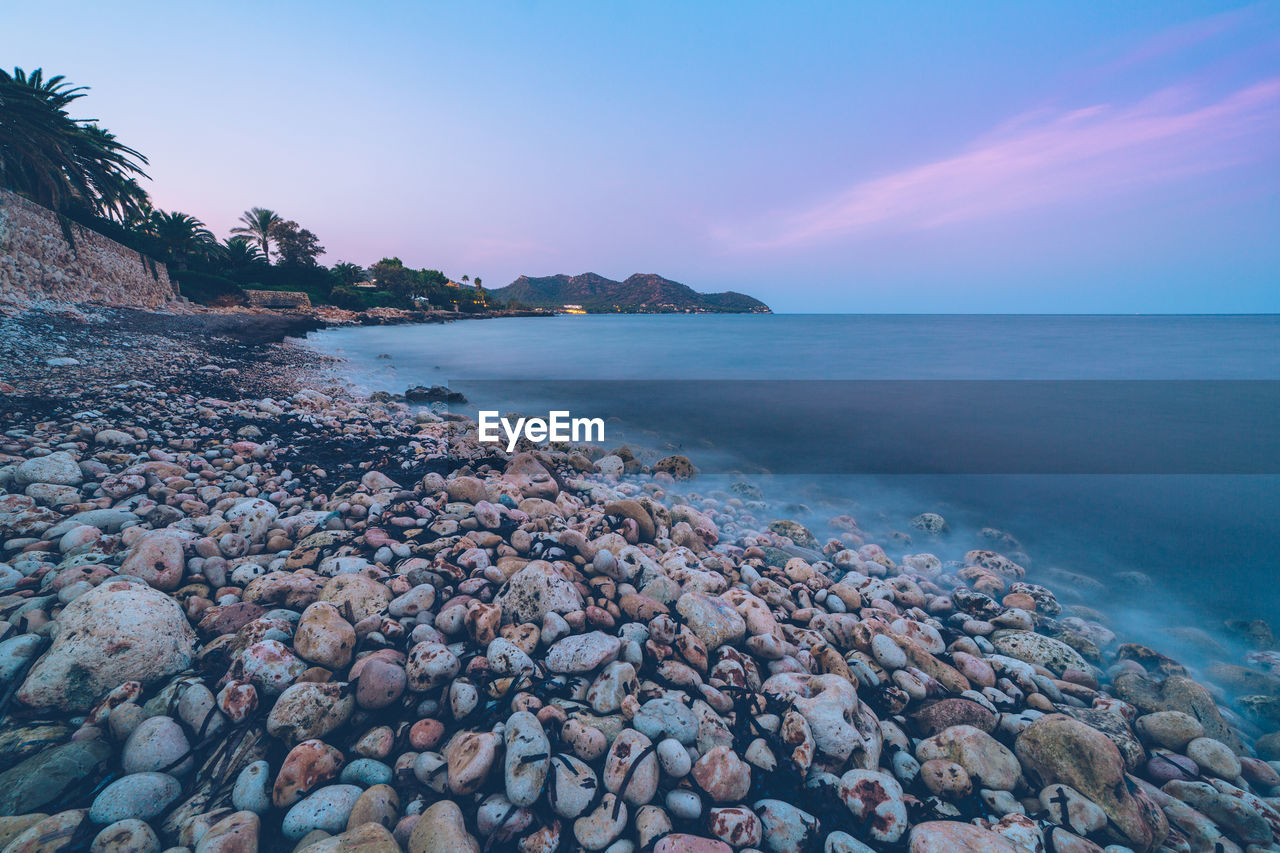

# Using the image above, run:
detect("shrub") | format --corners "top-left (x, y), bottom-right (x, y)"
top-left (173, 270), bottom-right (243, 306)
top-left (329, 285), bottom-right (411, 311)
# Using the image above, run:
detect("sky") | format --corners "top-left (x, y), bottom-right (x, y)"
top-left (4, 1), bottom-right (1278, 312)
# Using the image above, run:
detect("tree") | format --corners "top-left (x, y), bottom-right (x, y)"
top-left (222, 236), bottom-right (267, 277)
top-left (231, 207), bottom-right (280, 262)
top-left (150, 211), bottom-right (216, 270)
top-left (371, 257), bottom-right (414, 298)
top-left (461, 275), bottom-right (470, 284)
top-left (332, 262), bottom-right (367, 287)
top-left (0, 67), bottom-right (150, 219)
top-left (269, 219), bottom-right (324, 266)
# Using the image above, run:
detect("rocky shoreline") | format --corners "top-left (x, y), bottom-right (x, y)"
top-left (0, 306), bottom-right (1278, 853)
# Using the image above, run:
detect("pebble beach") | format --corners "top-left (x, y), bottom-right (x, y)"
top-left (1, 306), bottom-right (1278, 853)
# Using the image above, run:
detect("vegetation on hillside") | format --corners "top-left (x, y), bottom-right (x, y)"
top-left (0, 67), bottom-right (489, 311)
top-left (489, 272), bottom-right (771, 313)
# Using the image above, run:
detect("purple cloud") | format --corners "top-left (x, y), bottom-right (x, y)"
top-left (729, 76), bottom-right (1280, 250)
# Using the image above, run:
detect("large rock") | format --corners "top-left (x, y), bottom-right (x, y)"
top-left (915, 725), bottom-right (1019, 791)
top-left (495, 561), bottom-right (583, 624)
top-left (0, 739), bottom-right (112, 815)
top-left (14, 452), bottom-right (83, 486)
top-left (18, 579), bottom-right (196, 712)
top-left (409, 799), bottom-right (480, 853)
top-left (118, 531), bottom-right (187, 590)
top-left (676, 593), bottom-right (746, 650)
top-left (990, 630), bottom-right (1089, 675)
top-left (909, 821), bottom-right (1019, 852)
top-left (1015, 714), bottom-right (1168, 852)
top-left (1112, 672), bottom-right (1244, 754)
top-left (0, 493), bottom-right (62, 538)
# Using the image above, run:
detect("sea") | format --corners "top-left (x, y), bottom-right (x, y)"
top-left (305, 314), bottom-right (1280, 664)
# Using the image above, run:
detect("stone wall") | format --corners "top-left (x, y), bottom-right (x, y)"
top-left (0, 188), bottom-right (176, 309)
top-left (245, 289), bottom-right (312, 309)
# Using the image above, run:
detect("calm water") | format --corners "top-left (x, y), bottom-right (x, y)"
top-left (306, 315), bottom-right (1280, 651)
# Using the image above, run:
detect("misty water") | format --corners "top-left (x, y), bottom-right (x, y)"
top-left (306, 314), bottom-right (1280, 669)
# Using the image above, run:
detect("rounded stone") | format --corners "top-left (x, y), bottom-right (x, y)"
top-left (281, 784), bottom-right (364, 840)
top-left (657, 738), bottom-right (692, 777)
top-left (89, 773), bottom-right (181, 824)
top-left (91, 818), bottom-right (161, 853)
top-left (1185, 736), bottom-right (1241, 779)
top-left (122, 716), bottom-right (192, 777)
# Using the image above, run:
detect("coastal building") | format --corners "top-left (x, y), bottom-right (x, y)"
top-left (562, 303), bottom-right (587, 314)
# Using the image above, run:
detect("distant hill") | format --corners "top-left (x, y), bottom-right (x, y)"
top-left (488, 272), bottom-right (770, 314)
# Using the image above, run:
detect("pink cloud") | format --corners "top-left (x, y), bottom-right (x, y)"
top-left (729, 77), bottom-right (1280, 250)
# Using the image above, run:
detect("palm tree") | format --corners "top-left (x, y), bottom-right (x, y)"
top-left (231, 207), bottom-right (281, 263)
top-left (332, 262), bottom-right (367, 287)
top-left (0, 67), bottom-right (150, 218)
top-left (151, 210), bottom-right (216, 270)
top-left (223, 235), bottom-right (265, 266)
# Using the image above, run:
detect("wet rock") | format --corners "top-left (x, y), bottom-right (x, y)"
top-left (274, 740), bottom-right (344, 808)
top-left (294, 603), bottom-right (357, 670)
top-left (692, 745), bottom-right (752, 803)
top-left (89, 773), bottom-right (181, 824)
top-left (91, 818), bottom-right (161, 853)
top-left (545, 632), bottom-right (620, 674)
top-left (282, 785), bottom-right (363, 840)
top-left (654, 834), bottom-right (730, 853)
top-left (504, 711), bottom-right (550, 807)
top-left (495, 562), bottom-right (583, 623)
top-left (122, 716), bottom-right (192, 776)
top-left (18, 580), bottom-right (196, 712)
top-left (404, 643), bottom-right (459, 690)
top-left (919, 759), bottom-right (972, 799)
top-left (910, 698), bottom-right (997, 736)
top-left (707, 805), bottom-right (762, 847)
top-left (232, 760), bottom-right (272, 815)
top-left (354, 659), bottom-right (405, 710)
top-left (300, 822), bottom-right (400, 853)
top-left (408, 799), bottom-right (479, 853)
top-left (446, 731), bottom-right (500, 795)
top-left (195, 810), bottom-right (259, 853)
top-left (991, 630), bottom-right (1089, 675)
top-left (676, 593), bottom-right (746, 650)
top-left (915, 724), bottom-right (1019, 791)
top-left (266, 682), bottom-right (355, 744)
top-left (838, 769), bottom-right (908, 843)
top-left (1162, 780), bottom-right (1270, 844)
top-left (5, 810), bottom-right (91, 853)
top-left (547, 753), bottom-right (598, 819)
top-left (754, 799), bottom-right (820, 853)
top-left (909, 821), bottom-right (1020, 852)
top-left (1134, 710), bottom-right (1204, 750)
top-left (15, 452), bottom-right (83, 487)
top-left (318, 575), bottom-right (391, 623)
top-left (632, 697), bottom-right (699, 744)
top-left (1184, 736), bottom-right (1241, 780)
top-left (239, 639), bottom-right (307, 696)
top-left (1114, 673), bottom-right (1244, 754)
top-left (603, 728), bottom-right (658, 806)
top-left (118, 533), bottom-right (186, 590)
top-left (656, 738), bottom-right (691, 777)
top-left (573, 793), bottom-right (626, 851)
top-left (587, 661), bottom-right (637, 714)
top-left (1016, 714), bottom-right (1168, 852)
top-left (346, 785), bottom-right (399, 832)
top-left (0, 739), bottom-right (111, 816)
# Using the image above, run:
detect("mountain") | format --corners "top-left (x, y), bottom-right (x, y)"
top-left (487, 272), bottom-right (770, 314)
